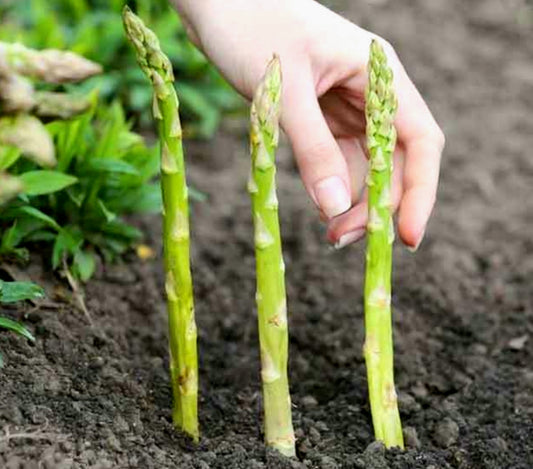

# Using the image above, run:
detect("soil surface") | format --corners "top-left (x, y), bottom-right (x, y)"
top-left (1, 0), bottom-right (533, 468)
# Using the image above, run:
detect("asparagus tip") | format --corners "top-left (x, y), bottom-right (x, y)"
top-left (122, 6), bottom-right (174, 88)
top-left (0, 42), bottom-right (102, 84)
top-left (253, 55), bottom-right (282, 122)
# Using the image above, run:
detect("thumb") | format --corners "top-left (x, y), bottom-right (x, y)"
top-left (281, 78), bottom-right (352, 219)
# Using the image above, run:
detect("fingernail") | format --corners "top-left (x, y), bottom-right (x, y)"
top-left (334, 228), bottom-right (366, 249)
top-left (313, 176), bottom-right (351, 219)
top-left (406, 229), bottom-right (425, 253)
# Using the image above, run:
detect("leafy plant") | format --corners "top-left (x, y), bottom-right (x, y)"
top-left (0, 280), bottom-right (44, 367)
top-left (0, 0), bottom-right (243, 137)
top-left (0, 98), bottom-right (175, 281)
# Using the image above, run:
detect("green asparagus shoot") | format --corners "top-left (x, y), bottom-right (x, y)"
top-left (123, 6), bottom-right (199, 442)
top-left (363, 39), bottom-right (404, 448)
top-left (249, 56), bottom-right (295, 457)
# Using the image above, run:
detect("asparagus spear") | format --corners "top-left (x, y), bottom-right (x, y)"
top-left (0, 73), bottom-right (34, 113)
top-left (0, 42), bottom-right (101, 84)
top-left (363, 39), bottom-right (404, 448)
top-left (123, 7), bottom-right (199, 442)
top-left (0, 73), bottom-right (91, 118)
top-left (0, 114), bottom-right (55, 167)
top-left (33, 92), bottom-right (92, 120)
top-left (249, 56), bottom-right (295, 457)
top-left (0, 173), bottom-right (24, 205)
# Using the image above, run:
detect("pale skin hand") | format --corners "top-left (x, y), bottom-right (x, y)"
top-left (172, 0), bottom-right (445, 249)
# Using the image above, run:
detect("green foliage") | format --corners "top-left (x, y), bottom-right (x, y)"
top-left (19, 171), bottom-right (78, 196)
top-left (0, 0), bottom-right (243, 137)
top-left (0, 317), bottom-right (34, 342)
top-left (0, 280), bottom-right (44, 304)
top-left (0, 99), bottom-right (174, 281)
top-left (0, 279), bottom-right (42, 367)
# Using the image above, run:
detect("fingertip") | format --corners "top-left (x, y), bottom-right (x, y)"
top-left (326, 202), bottom-right (368, 245)
top-left (398, 221), bottom-right (425, 251)
top-left (281, 78), bottom-right (354, 221)
top-left (334, 228), bottom-right (366, 249)
top-left (313, 175), bottom-right (351, 219)
top-left (397, 135), bottom-right (441, 251)
top-left (397, 190), bottom-right (431, 250)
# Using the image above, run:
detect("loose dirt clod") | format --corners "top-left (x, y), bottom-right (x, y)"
top-left (433, 418), bottom-right (459, 448)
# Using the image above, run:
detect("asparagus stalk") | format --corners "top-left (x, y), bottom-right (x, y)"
top-left (249, 56), bottom-right (295, 457)
top-left (123, 7), bottom-right (199, 442)
top-left (0, 42), bottom-right (101, 84)
top-left (363, 39), bottom-right (403, 448)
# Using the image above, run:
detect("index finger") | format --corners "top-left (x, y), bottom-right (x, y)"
top-left (392, 56), bottom-right (445, 249)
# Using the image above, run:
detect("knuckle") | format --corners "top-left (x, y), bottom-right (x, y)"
top-left (433, 127), bottom-right (446, 151)
top-left (427, 186), bottom-right (437, 205)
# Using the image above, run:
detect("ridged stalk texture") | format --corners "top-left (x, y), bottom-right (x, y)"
top-left (249, 56), bottom-right (295, 457)
top-left (123, 7), bottom-right (198, 442)
top-left (363, 39), bottom-right (404, 448)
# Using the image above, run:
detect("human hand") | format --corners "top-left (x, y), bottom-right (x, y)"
top-left (172, 0), bottom-right (445, 250)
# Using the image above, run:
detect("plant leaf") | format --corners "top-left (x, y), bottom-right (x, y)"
top-left (97, 199), bottom-right (116, 222)
top-left (106, 183), bottom-right (162, 214)
top-left (52, 227), bottom-right (83, 269)
top-left (84, 158), bottom-right (140, 176)
top-left (0, 217), bottom-right (47, 254)
top-left (0, 222), bottom-right (21, 252)
top-left (0, 317), bottom-right (35, 342)
top-left (20, 171), bottom-right (78, 196)
top-left (0, 146), bottom-right (21, 170)
top-left (101, 220), bottom-right (142, 241)
top-left (72, 248), bottom-right (96, 282)
top-left (0, 280), bottom-right (45, 304)
top-left (24, 230), bottom-right (57, 242)
top-left (48, 105), bottom-right (94, 173)
top-left (12, 206), bottom-right (61, 231)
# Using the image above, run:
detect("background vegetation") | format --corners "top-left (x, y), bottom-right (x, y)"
top-left (1, 100), bottom-right (165, 281)
top-left (0, 0), bottom-right (243, 137)
top-left (0, 0), bottom-right (224, 283)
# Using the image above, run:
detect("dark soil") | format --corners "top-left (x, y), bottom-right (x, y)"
top-left (2, 0), bottom-right (533, 468)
